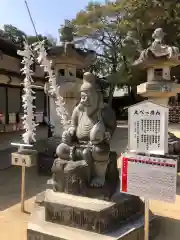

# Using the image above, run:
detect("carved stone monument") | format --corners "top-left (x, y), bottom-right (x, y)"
top-left (133, 28), bottom-right (180, 156)
top-left (28, 73), bottom-right (158, 240)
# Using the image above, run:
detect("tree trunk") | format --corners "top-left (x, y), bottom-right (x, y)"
top-left (108, 56), bottom-right (117, 106)
top-left (131, 86), bottom-right (137, 102)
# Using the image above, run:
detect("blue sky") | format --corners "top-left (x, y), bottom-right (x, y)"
top-left (0, 0), bottom-right (104, 41)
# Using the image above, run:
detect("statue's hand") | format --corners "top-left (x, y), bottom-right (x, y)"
top-left (62, 127), bottom-right (76, 144)
top-left (104, 132), bottom-right (111, 142)
top-left (62, 131), bottom-right (70, 144)
top-left (68, 127), bottom-right (76, 136)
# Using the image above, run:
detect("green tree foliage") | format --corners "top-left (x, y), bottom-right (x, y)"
top-left (1, 24), bottom-right (56, 48)
top-left (70, 1), bottom-right (142, 104)
top-left (120, 0), bottom-right (180, 47)
top-left (59, 20), bottom-right (75, 43)
top-left (3, 24), bottom-right (27, 46)
top-left (119, 0), bottom-right (180, 84)
top-left (69, 0), bottom-right (180, 104)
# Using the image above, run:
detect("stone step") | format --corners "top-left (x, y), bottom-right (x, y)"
top-left (27, 206), bottom-right (158, 240)
top-left (44, 189), bottom-right (144, 234)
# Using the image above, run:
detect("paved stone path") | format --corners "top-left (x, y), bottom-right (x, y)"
top-left (0, 124), bottom-right (180, 239)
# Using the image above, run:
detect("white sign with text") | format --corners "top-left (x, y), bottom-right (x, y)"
top-left (128, 101), bottom-right (169, 155)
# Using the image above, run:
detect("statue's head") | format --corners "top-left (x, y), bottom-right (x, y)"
top-left (79, 72), bottom-right (103, 115)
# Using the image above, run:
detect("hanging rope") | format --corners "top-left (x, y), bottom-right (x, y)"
top-left (17, 40), bottom-right (38, 144)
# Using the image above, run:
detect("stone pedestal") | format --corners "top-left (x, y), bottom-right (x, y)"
top-left (28, 155), bottom-right (159, 240)
top-left (28, 207), bottom-right (158, 240)
top-left (28, 146), bottom-right (159, 240)
top-left (31, 151), bottom-right (159, 240)
top-left (28, 190), bottom-right (159, 240)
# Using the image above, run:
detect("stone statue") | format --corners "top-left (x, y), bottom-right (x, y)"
top-left (54, 72), bottom-right (117, 192)
top-left (139, 28), bottom-right (179, 61)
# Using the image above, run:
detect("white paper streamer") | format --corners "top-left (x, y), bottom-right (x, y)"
top-left (17, 40), bottom-right (38, 144)
top-left (33, 41), bottom-right (70, 129)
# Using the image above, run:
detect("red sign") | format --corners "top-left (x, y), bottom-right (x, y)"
top-left (121, 157), bottom-right (128, 192)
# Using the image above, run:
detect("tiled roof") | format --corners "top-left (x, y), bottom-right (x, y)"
top-left (0, 37), bottom-right (21, 58)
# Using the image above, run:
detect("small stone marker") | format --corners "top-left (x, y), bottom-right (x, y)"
top-left (11, 142), bottom-right (37, 212)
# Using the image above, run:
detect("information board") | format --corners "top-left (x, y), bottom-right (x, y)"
top-left (120, 153), bottom-right (177, 203)
top-left (128, 101), bottom-right (169, 155)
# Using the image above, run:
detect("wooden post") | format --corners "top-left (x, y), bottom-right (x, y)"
top-left (144, 199), bottom-right (149, 240)
top-left (21, 165), bottom-right (26, 212)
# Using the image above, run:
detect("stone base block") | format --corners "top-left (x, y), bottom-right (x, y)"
top-left (44, 189), bottom-right (143, 234)
top-left (27, 206), bottom-right (159, 240)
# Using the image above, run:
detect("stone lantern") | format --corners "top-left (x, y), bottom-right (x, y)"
top-left (133, 28), bottom-right (180, 106)
top-left (133, 28), bottom-right (180, 155)
top-left (46, 35), bottom-right (96, 137)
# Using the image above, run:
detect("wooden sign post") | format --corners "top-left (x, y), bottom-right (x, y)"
top-left (144, 199), bottom-right (149, 240)
top-left (11, 142), bottom-right (37, 213)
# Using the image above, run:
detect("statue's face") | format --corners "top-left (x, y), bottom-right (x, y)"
top-left (79, 89), bottom-right (98, 114)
